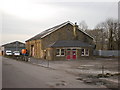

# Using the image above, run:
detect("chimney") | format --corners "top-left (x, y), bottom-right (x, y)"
top-left (73, 22), bottom-right (78, 40)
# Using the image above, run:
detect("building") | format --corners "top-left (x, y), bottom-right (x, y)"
top-left (26, 21), bottom-right (95, 60)
top-left (1, 41), bottom-right (25, 55)
top-left (0, 46), bottom-right (4, 56)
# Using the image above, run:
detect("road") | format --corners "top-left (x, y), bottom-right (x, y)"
top-left (0, 56), bottom-right (2, 89)
top-left (2, 56), bottom-right (108, 88)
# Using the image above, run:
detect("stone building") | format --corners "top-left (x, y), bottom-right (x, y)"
top-left (26, 21), bottom-right (95, 60)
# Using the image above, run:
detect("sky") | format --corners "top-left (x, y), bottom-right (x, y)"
top-left (0, 0), bottom-right (119, 45)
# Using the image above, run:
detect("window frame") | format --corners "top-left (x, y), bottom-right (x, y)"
top-left (56, 49), bottom-right (65, 56)
top-left (56, 49), bottom-right (61, 56)
top-left (85, 49), bottom-right (89, 56)
top-left (61, 49), bottom-right (65, 56)
top-left (81, 48), bottom-right (89, 56)
top-left (81, 49), bottom-right (85, 56)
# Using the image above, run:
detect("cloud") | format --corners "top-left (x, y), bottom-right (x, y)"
top-left (1, 1), bottom-right (118, 45)
top-left (1, 33), bottom-right (31, 45)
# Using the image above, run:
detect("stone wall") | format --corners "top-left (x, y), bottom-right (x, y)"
top-left (26, 23), bottom-right (94, 60)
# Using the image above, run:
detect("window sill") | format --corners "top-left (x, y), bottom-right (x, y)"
top-left (81, 55), bottom-right (89, 56)
top-left (56, 55), bottom-right (65, 57)
top-left (56, 55), bottom-right (61, 56)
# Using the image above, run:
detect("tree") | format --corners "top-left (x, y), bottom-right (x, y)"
top-left (94, 18), bottom-right (119, 50)
top-left (79, 21), bottom-right (88, 31)
top-left (86, 29), bottom-right (108, 50)
top-left (86, 18), bottom-right (119, 50)
top-left (105, 18), bottom-right (119, 50)
top-left (95, 22), bottom-right (107, 50)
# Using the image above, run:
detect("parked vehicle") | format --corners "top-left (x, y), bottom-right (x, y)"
top-left (13, 51), bottom-right (20, 56)
top-left (21, 49), bottom-right (29, 56)
top-left (6, 50), bottom-right (12, 55)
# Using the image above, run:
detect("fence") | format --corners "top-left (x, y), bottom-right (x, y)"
top-left (93, 50), bottom-right (120, 57)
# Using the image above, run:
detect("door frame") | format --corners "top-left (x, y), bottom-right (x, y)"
top-left (66, 48), bottom-right (77, 60)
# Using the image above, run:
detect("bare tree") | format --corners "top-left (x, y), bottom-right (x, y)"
top-left (118, 23), bottom-right (120, 50)
top-left (86, 29), bottom-right (103, 50)
top-left (95, 22), bottom-right (107, 50)
top-left (105, 18), bottom-right (119, 50)
top-left (86, 18), bottom-right (119, 50)
top-left (79, 21), bottom-right (88, 31)
top-left (94, 18), bottom-right (119, 50)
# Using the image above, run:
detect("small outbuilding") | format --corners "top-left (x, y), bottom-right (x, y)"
top-left (26, 21), bottom-right (95, 60)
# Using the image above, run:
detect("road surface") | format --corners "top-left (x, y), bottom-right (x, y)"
top-left (0, 56), bottom-right (2, 89)
top-left (2, 56), bottom-right (107, 88)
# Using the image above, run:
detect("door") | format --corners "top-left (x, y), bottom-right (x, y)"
top-left (72, 51), bottom-right (76, 59)
top-left (66, 49), bottom-right (76, 60)
top-left (31, 45), bottom-right (34, 56)
top-left (66, 50), bottom-right (71, 60)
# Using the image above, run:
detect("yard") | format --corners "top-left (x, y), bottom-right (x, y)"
top-left (4, 56), bottom-right (119, 89)
top-left (48, 58), bottom-right (119, 89)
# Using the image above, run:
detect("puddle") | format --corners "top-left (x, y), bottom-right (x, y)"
top-left (76, 77), bottom-right (83, 80)
top-left (80, 65), bottom-right (94, 67)
top-left (47, 80), bottom-right (67, 87)
top-left (56, 82), bottom-right (66, 86)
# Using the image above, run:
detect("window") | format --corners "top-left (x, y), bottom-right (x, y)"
top-left (81, 49), bottom-right (85, 56)
top-left (56, 49), bottom-right (65, 56)
top-left (81, 49), bottom-right (89, 56)
top-left (56, 49), bottom-right (60, 56)
top-left (72, 49), bottom-right (76, 51)
top-left (20, 44), bottom-right (24, 47)
top-left (61, 49), bottom-right (65, 56)
top-left (13, 44), bottom-right (16, 47)
top-left (85, 49), bottom-right (89, 56)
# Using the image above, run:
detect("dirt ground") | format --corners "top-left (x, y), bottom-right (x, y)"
top-left (5, 56), bottom-right (119, 89)
top-left (48, 58), bottom-right (119, 89)
top-left (51, 58), bottom-right (118, 73)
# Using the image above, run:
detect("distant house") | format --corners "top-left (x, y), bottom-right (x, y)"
top-left (26, 21), bottom-right (95, 60)
top-left (1, 41), bottom-right (25, 55)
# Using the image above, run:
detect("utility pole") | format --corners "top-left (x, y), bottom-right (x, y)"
top-left (102, 65), bottom-right (105, 77)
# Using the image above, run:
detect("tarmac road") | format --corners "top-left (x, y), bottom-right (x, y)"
top-left (2, 56), bottom-right (48, 88)
top-left (2, 56), bottom-right (109, 89)
top-left (0, 56), bottom-right (2, 89)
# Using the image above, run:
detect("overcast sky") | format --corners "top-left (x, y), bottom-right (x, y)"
top-left (0, 0), bottom-right (119, 45)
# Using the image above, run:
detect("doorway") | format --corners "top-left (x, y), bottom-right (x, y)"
top-left (66, 49), bottom-right (76, 60)
top-left (31, 45), bottom-right (34, 56)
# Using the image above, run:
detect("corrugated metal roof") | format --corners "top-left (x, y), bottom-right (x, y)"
top-left (49, 40), bottom-right (94, 48)
top-left (2, 41), bottom-right (25, 47)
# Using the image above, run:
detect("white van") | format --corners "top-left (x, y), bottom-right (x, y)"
top-left (6, 50), bottom-right (12, 55)
top-left (13, 51), bottom-right (20, 56)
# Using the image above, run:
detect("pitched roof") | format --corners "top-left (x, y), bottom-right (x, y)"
top-left (26, 21), bottom-right (93, 41)
top-left (2, 41), bottom-right (25, 47)
top-left (49, 40), bottom-right (94, 48)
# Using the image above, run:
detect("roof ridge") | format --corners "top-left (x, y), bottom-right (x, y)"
top-left (26, 21), bottom-right (94, 41)
top-left (26, 21), bottom-right (72, 41)
top-left (2, 41), bottom-right (25, 46)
